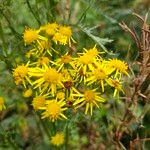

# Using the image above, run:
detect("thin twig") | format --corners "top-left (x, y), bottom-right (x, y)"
top-left (26, 0), bottom-right (41, 26)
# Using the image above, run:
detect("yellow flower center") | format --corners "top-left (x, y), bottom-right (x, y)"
top-left (44, 23), bottom-right (59, 35)
top-left (84, 90), bottom-right (95, 102)
top-left (23, 28), bottom-right (38, 44)
top-left (59, 26), bottom-right (72, 37)
top-left (47, 102), bottom-right (61, 117)
top-left (95, 68), bottom-right (107, 80)
top-left (79, 54), bottom-right (93, 64)
top-left (61, 55), bottom-right (72, 64)
top-left (86, 47), bottom-right (98, 57)
top-left (41, 100), bottom-right (67, 121)
top-left (43, 68), bottom-right (62, 84)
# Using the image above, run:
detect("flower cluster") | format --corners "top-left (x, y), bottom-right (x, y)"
top-left (13, 22), bottom-right (129, 123)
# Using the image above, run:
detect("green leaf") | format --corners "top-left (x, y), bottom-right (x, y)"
top-left (79, 25), bottom-right (113, 53)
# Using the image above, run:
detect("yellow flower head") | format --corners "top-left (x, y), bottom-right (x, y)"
top-left (0, 97), bottom-right (6, 111)
top-left (52, 32), bottom-right (68, 45)
top-left (44, 23), bottom-right (59, 36)
top-left (52, 25), bottom-right (73, 45)
top-left (43, 68), bottom-right (63, 84)
top-left (13, 64), bottom-right (30, 87)
top-left (23, 28), bottom-right (38, 44)
top-left (56, 92), bottom-right (65, 100)
top-left (54, 54), bottom-right (75, 72)
top-left (108, 59), bottom-right (129, 76)
top-left (51, 132), bottom-right (64, 146)
top-left (84, 45), bottom-right (99, 58)
top-left (41, 99), bottom-right (67, 122)
top-left (59, 26), bottom-right (72, 38)
top-left (61, 55), bottom-right (72, 64)
top-left (32, 96), bottom-right (45, 110)
top-left (73, 89), bottom-right (105, 115)
top-left (13, 65), bottom-right (28, 78)
top-left (37, 57), bottom-right (50, 66)
top-left (107, 78), bottom-right (124, 97)
top-left (23, 88), bottom-right (33, 98)
top-left (28, 66), bottom-right (63, 95)
top-left (75, 46), bottom-right (99, 76)
top-left (78, 54), bottom-right (93, 65)
top-left (87, 62), bottom-right (114, 92)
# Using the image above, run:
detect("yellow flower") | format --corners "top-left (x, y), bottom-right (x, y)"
top-left (28, 66), bottom-right (64, 95)
top-left (51, 132), bottom-right (64, 146)
top-left (73, 89), bottom-right (105, 115)
top-left (23, 27), bottom-right (48, 46)
top-left (84, 45), bottom-right (100, 57)
top-left (53, 54), bottom-right (74, 72)
top-left (52, 25), bottom-right (75, 46)
top-left (61, 55), bottom-right (72, 64)
top-left (52, 32), bottom-right (68, 45)
top-left (40, 99), bottom-right (67, 122)
top-left (32, 96), bottom-right (45, 110)
top-left (87, 62), bottom-right (114, 92)
top-left (107, 78), bottom-right (124, 97)
top-left (37, 57), bottom-right (50, 66)
top-left (23, 88), bottom-right (33, 98)
top-left (108, 59), bottom-right (129, 77)
top-left (13, 64), bottom-right (31, 87)
top-left (59, 26), bottom-right (75, 46)
top-left (56, 92), bottom-right (65, 100)
top-left (23, 28), bottom-right (39, 44)
top-left (0, 97), bottom-right (6, 111)
top-left (75, 46), bottom-right (99, 81)
top-left (59, 26), bottom-right (72, 38)
top-left (43, 23), bottom-right (59, 36)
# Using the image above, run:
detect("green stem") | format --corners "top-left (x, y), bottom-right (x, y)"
top-left (33, 111), bottom-right (51, 138)
top-left (32, 111), bottom-right (44, 138)
top-left (26, 0), bottom-right (41, 26)
top-left (44, 0), bottom-right (51, 21)
top-left (65, 123), bottom-right (69, 150)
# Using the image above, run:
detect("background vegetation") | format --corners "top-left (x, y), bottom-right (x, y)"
top-left (0, 0), bottom-right (150, 149)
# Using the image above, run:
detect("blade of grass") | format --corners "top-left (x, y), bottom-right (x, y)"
top-left (26, 0), bottom-right (41, 26)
